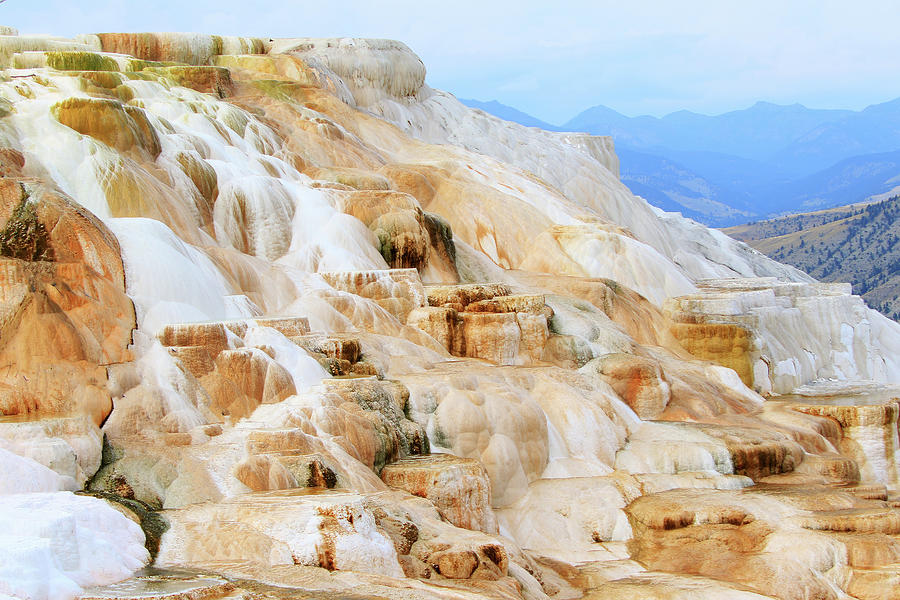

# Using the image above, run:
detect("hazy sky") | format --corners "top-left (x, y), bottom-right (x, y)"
top-left (5, 0), bottom-right (900, 123)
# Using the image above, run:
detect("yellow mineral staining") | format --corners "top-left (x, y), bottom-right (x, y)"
top-left (310, 166), bottom-right (392, 190)
top-left (95, 33), bottom-right (265, 65)
top-left (0, 35), bottom-right (98, 67)
top-left (145, 65), bottom-right (233, 97)
top-left (51, 97), bottom-right (161, 158)
top-left (215, 54), bottom-right (328, 88)
top-left (95, 155), bottom-right (201, 242)
top-left (379, 163), bottom-right (437, 205)
top-left (12, 50), bottom-right (162, 73)
top-left (174, 150), bottom-right (218, 230)
top-left (336, 190), bottom-right (420, 227)
top-left (669, 320), bottom-right (755, 387)
top-left (44, 51), bottom-right (118, 71)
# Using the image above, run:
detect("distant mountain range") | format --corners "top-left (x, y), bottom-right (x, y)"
top-left (563, 100), bottom-right (854, 169)
top-left (460, 99), bottom-right (563, 131)
top-left (461, 98), bottom-right (900, 226)
top-left (724, 197), bottom-right (900, 321)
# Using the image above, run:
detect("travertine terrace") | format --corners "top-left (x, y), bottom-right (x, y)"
top-left (0, 28), bottom-right (898, 600)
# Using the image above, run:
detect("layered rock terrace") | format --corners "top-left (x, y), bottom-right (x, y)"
top-left (0, 27), bottom-right (896, 600)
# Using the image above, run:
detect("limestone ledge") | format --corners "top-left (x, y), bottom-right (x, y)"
top-left (322, 268), bottom-right (426, 322)
top-left (666, 278), bottom-right (900, 394)
top-left (625, 486), bottom-right (900, 600)
top-left (408, 284), bottom-right (551, 366)
top-left (154, 488), bottom-right (520, 586)
top-left (380, 453), bottom-right (498, 534)
top-left (291, 332), bottom-right (379, 377)
top-left (157, 316), bottom-right (311, 378)
top-left (785, 384), bottom-right (900, 492)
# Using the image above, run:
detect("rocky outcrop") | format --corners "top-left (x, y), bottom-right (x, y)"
top-left (292, 333), bottom-right (378, 376)
top-left (234, 452), bottom-right (339, 491)
top-left (585, 354), bottom-right (670, 419)
top-left (666, 279), bottom-right (900, 394)
top-left (322, 268), bottom-right (426, 322)
top-left (321, 378), bottom-right (428, 472)
top-left (381, 453), bottom-right (498, 533)
top-left (325, 189), bottom-right (461, 280)
top-left (335, 190), bottom-right (430, 270)
top-left (0, 182), bottom-right (134, 429)
top-left (408, 284), bottom-right (552, 365)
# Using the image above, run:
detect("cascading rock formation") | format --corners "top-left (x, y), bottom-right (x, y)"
top-left (0, 27), bottom-right (899, 600)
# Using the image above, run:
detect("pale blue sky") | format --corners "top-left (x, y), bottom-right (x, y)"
top-left (4, 0), bottom-right (900, 123)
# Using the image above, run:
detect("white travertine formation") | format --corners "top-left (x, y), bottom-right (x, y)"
top-left (156, 491), bottom-right (405, 577)
top-left (286, 41), bottom-right (805, 276)
top-left (280, 37), bottom-right (816, 305)
top-left (496, 476), bottom-right (636, 562)
top-left (271, 38), bottom-right (425, 107)
top-left (0, 447), bottom-right (74, 494)
top-left (0, 27), bottom-right (899, 600)
top-left (0, 417), bottom-right (101, 488)
top-left (0, 492), bottom-right (149, 600)
top-left (667, 279), bottom-right (900, 394)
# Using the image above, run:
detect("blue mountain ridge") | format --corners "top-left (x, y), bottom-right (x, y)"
top-left (461, 97), bottom-right (900, 225)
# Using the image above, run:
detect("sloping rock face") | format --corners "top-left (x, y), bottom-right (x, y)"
top-left (0, 25), bottom-right (899, 600)
top-left (0, 179), bottom-right (134, 503)
top-left (0, 182), bottom-right (134, 423)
